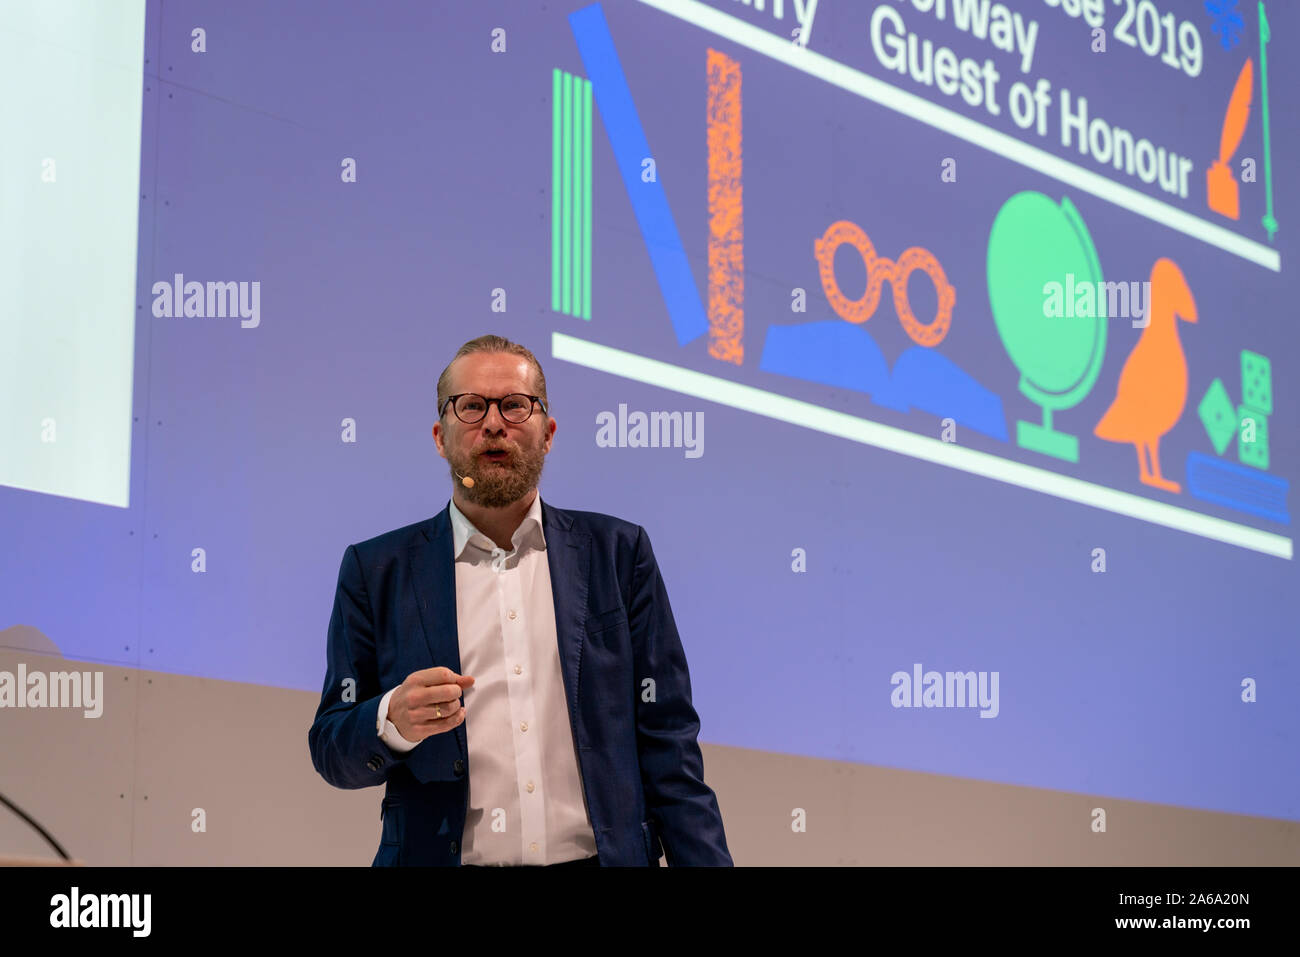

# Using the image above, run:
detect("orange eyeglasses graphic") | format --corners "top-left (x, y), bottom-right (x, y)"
top-left (814, 220), bottom-right (955, 348)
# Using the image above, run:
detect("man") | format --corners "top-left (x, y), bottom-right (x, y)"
top-left (308, 334), bottom-right (732, 867)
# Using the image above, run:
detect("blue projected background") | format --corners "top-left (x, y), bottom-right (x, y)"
top-left (2, 0), bottom-right (1297, 822)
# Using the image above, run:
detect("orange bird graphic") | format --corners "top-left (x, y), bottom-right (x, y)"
top-left (1094, 258), bottom-right (1198, 493)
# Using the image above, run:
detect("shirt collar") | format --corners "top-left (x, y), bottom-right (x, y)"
top-left (448, 492), bottom-right (546, 560)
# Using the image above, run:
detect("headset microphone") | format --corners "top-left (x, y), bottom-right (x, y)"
top-left (455, 471), bottom-right (475, 488)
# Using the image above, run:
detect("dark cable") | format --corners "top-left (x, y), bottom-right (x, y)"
top-left (0, 791), bottom-right (72, 861)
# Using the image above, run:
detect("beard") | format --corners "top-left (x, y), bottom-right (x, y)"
top-left (447, 437), bottom-right (547, 508)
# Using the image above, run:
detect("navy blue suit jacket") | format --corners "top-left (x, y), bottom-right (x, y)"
top-left (308, 497), bottom-right (732, 866)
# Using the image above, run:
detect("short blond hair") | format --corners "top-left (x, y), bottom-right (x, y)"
top-left (436, 335), bottom-right (548, 419)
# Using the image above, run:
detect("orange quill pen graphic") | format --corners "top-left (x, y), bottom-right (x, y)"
top-left (1207, 58), bottom-right (1253, 220)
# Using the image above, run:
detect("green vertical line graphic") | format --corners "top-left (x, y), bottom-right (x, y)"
top-left (551, 70), bottom-right (594, 319)
top-left (574, 77), bottom-right (586, 319)
top-left (1259, 2), bottom-right (1277, 241)
top-left (551, 69), bottom-right (562, 312)
top-left (581, 79), bottom-right (593, 320)
top-left (561, 71), bottom-right (573, 316)
top-left (574, 74), bottom-right (585, 319)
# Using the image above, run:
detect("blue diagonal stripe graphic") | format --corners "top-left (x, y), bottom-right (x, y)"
top-left (569, 3), bottom-right (708, 346)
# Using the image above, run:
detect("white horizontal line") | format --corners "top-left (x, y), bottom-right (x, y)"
top-left (552, 332), bottom-right (1292, 560)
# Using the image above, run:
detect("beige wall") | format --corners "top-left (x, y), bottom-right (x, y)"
top-left (1, 647), bottom-right (1296, 865)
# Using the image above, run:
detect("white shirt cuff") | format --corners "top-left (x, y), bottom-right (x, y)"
top-left (377, 687), bottom-right (419, 753)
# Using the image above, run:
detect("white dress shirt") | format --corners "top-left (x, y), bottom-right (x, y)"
top-left (375, 492), bottom-right (598, 865)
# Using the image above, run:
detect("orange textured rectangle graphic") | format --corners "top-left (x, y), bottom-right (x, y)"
top-left (707, 48), bottom-right (743, 365)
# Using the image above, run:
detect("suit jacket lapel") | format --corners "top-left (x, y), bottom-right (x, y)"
top-left (408, 504), bottom-right (466, 760)
top-left (542, 498), bottom-right (592, 745)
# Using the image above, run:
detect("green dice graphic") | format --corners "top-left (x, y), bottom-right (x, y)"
top-left (1198, 378), bottom-right (1237, 456)
top-left (1241, 350), bottom-right (1273, 415)
top-left (1237, 405), bottom-right (1270, 470)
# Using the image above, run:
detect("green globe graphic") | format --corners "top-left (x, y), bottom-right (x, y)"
top-left (987, 192), bottom-right (1107, 463)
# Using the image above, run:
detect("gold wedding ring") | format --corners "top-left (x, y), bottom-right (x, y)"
top-left (434, 705), bottom-right (442, 718)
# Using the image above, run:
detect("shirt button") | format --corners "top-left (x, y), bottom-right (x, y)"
top-left (526, 781), bottom-right (535, 793)
top-left (514, 665), bottom-right (522, 675)
top-left (530, 842), bottom-right (539, 852)
top-left (520, 721), bottom-right (528, 732)
top-left (508, 610), bottom-right (517, 620)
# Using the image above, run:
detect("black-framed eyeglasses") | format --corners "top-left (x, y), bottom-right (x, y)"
top-left (441, 393), bottom-right (548, 424)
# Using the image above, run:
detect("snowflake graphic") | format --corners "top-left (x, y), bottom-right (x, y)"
top-left (1205, 0), bottom-right (1246, 51)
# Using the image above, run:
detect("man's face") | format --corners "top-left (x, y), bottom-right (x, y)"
top-left (432, 352), bottom-right (555, 508)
